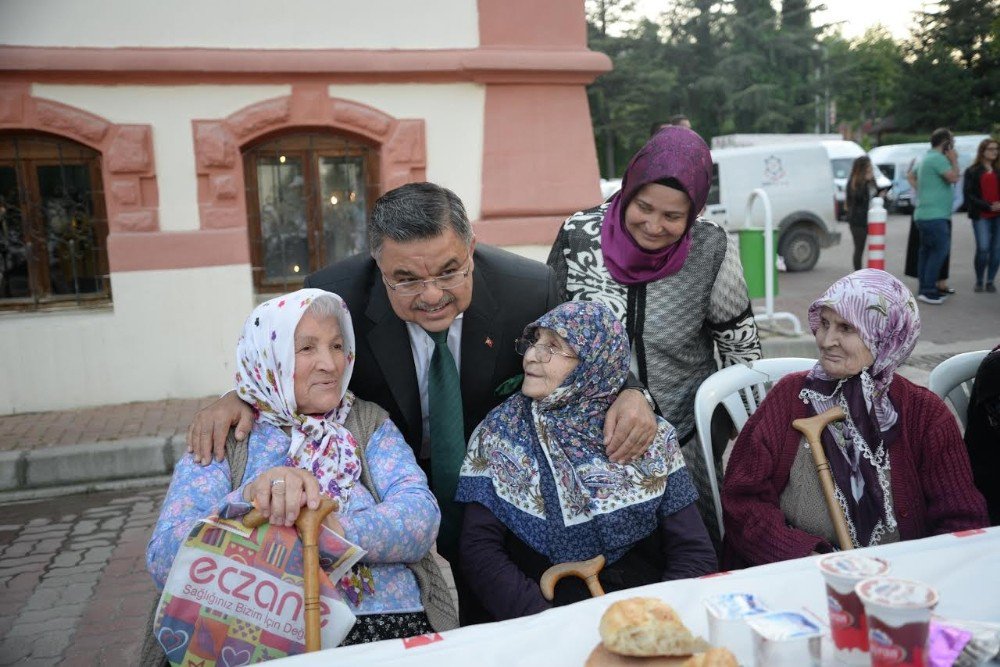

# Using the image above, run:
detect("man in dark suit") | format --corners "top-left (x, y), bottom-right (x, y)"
top-left (188, 182), bottom-right (656, 624)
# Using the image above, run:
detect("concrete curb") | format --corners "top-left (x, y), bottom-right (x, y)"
top-left (0, 435), bottom-right (185, 494)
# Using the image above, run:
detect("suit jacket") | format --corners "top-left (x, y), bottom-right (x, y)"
top-left (305, 243), bottom-right (560, 459)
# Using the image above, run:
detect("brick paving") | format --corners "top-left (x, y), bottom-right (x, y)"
top-left (0, 487), bottom-right (163, 666)
top-left (0, 397), bottom-right (216, 453)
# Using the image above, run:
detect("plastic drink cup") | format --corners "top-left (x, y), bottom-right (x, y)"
top-left (855, 577), bottom-right (939, 667)
top-left (703, 593), bottom-right (768, 662)
top-left (817, 554), bottom-right (891, 664)
top-left (746, 611), bottom-right (823, 667)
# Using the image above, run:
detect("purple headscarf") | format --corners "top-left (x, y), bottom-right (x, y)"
top-left (600, 126), bottom-right (713, 285)
top-left (799, 269), bottom-right (921, 547)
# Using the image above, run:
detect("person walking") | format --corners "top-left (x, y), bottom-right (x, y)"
top-left (846, 156), bottom-right (886, 271)
top-left (911, 129), bottom-right (961, 304)
top-left (963, 138), bottom-right (1000, 293)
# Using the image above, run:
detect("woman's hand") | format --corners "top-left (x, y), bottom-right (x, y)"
top-left (187, 390), bottom-right (256, 465)
top-left (243, 466), bottom-right (322, 527)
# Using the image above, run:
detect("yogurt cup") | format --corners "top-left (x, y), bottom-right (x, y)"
top-left (703, 593), bottom-right (768, 662)
top-left (855, 577), bottom-right (939, 667)
top-left (817, 554), bottom-right (891, 664)
top-left (746, 610), bottom-right (823, 667)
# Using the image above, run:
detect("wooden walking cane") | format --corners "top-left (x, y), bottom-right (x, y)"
top-left (540, 554), bottom-right (606, 600)
top-left (791, 406), bottom-right (854, 551)
top-left (243, 497), bottom-right (340, 652)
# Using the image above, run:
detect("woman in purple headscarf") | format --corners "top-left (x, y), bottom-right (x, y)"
top-left (721, 269), bottom-right (987, 567)
top-left (548, 126), bottom-right (762, 542)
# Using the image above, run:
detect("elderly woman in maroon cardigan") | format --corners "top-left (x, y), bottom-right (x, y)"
top-left (722, 269), bottom-right (987, 567)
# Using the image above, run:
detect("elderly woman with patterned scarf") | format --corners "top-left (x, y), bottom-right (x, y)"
top-left (722, 270), bottom-right (987, 567)
top-left (455, 301), bottom-right (717, 621)
top-left (547, 126), bottom-right (761, 544)
top-left (147, 289), bottom-right (455, 649)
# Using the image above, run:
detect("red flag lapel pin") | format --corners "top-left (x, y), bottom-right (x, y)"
top-left (485, 336), bottom-right (494, 348)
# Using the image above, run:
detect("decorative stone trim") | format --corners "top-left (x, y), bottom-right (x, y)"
top-left (0, 83), bottom-right (160, 240)
top-left (192, 84), bottom-right (426, 232)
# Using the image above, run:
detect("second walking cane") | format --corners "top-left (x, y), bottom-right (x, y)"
top-left (792, 406), bottom-right (854, 551)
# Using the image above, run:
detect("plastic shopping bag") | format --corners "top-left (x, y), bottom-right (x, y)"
top-left (153, 517), bottom-right (360, 665)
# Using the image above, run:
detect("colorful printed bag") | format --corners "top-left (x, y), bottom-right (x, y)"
top-left (153, 517), bottom-right (359, 666)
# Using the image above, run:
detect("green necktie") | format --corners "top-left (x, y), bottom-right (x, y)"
top-left (426, 329), bottom-right (465, 562)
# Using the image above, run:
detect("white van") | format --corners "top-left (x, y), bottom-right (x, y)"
top-left (821, 140), bottom-right (892, 220)
top-left (706, 144), bottom-right (841, 272)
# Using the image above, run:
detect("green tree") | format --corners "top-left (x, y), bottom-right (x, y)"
top-left (898, 0), bottom-right (1000, 130)
top-left (587, 13), bottom-right (677, 176)
top-left (824, 27), bottom-right (905, 140)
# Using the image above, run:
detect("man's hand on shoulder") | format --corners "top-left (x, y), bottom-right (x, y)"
top-left (603, 388), bottom-right (657, 463)
top-left (186, 391), bottom-right (255, 465)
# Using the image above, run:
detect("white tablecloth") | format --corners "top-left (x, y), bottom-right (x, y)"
top-left (276, 527), bottom-right (1000, 666)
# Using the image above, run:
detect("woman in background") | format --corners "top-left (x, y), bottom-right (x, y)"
top-left (962, 138), bottom-right (1000, 293)
top-left (845, 156), bottom-right (886, 271)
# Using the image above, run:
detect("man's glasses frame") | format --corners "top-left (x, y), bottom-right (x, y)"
top-left (514, 337), bottom-right (578, 363)
top-left (380, 256), bottom-right (472, 296)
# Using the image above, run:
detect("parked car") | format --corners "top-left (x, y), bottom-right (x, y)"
top-left (821, 140), bottom-right (891, 221)
top-left (706, 143), bottom-right (841, 272)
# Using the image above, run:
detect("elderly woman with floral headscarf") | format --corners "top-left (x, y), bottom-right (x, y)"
top-left (548, 126), bottom-right (761, 543)
top-left (721, 270), bottom-right (988, 567)
top-left (455, 302), bottom-right (717, 621)
top-left (147, 288), bottom-right (455, 650)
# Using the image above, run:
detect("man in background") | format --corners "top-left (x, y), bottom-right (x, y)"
top-left (909, 128), bottom-right (960, 304)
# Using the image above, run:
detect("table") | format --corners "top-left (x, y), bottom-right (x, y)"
top-left (275, 527), bottom-right (1000, 666)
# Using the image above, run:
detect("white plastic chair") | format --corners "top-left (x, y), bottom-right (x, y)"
top-left (693, 357), bottom-right (817, 539)
top-left (928, 350), bottom-right (990, 430)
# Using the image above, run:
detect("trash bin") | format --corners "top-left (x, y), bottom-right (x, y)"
top-left (738, 228), bottom-right (779, 299)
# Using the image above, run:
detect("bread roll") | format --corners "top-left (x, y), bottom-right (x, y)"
top-left (598, 597), bottom-right (710, 657)
top-left (681, 648), bottom-right (739, 667)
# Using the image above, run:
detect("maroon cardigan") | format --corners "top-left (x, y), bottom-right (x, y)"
top-left (721, 372), bottom-right (988, 567)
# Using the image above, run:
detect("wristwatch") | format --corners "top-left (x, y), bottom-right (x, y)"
top-left (625, 386), bottom-right (657, 412)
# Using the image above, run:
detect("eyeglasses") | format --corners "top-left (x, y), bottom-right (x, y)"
top-left (514, 337), bottom-right (577, 363)
top-left (380, 256), bottom-right (471, 296)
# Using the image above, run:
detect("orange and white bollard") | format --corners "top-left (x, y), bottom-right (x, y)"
top-left (867, 196), bottom-right (887, 270)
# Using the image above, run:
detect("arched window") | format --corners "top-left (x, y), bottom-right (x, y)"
top-left (243, 131), bottom-right (378, 293)
top-left (0, 132), bottom-right (110, 309)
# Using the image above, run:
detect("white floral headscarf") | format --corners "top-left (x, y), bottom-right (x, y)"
top-left (235, 288), bottom-right (361, 503)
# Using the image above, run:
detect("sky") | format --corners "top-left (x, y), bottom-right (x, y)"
top-left (633, 0), bottom-right (928, 40)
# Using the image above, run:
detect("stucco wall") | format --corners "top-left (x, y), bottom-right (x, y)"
top-left (0, 0), bottom-right (478, 49)
top-left (0, 265), bottom-right (253, 413)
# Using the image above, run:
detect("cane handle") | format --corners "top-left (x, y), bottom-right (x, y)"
top-left (539, 554), bottom-right (606, 601)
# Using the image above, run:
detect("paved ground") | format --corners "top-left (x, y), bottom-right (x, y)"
top-left (0, 487), bottom-right (161, 666)
top-left (0, 397), bottom-right (214, 453)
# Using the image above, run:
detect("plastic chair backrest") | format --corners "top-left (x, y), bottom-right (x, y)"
top-left (693, 357), bottom-right (817, 539)
top-left (928, 350), bottom-right (989, 429)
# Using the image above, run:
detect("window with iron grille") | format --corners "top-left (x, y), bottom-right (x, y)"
top-left (0, 132), bottom-right (110, 311)
top-left (243, 132), bottom-right (378, 294)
